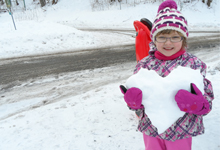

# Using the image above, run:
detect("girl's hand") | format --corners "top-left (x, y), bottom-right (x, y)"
top-left (175, 83), bottom-right (210, 115)
top-left (120, 85), bottom-right (144, 110)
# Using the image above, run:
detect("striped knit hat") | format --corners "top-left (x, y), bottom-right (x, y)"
top-left (151, 0), bottom-right (188, 42)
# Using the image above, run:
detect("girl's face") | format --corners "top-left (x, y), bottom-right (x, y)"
top-left (155, 31), bottom-right (183, 57)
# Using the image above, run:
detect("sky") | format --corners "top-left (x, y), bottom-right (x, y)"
top-left (0, 0), bottom-right (220, 150)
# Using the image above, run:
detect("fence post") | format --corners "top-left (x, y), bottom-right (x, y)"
top-left (9, 9), bottom-right (17, 30)
top-left (118, 0), bottom-right (122, 10)
top-left (5, 0), bottom-right (17, 30)
top-left (5, 0), bottom-right (11, 8)
top-left (23, 0), bottom-right (26, 10)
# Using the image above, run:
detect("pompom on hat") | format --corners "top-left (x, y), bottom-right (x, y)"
top-left (151, 0), bottom-right (188, 42)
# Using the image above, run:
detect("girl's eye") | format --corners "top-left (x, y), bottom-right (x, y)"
top-left (172, 36), bottom-right (180, 39)
top-left (158, 37), bottom-right (166, 40)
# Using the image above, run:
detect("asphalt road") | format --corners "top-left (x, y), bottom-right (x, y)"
top-left (0, 30), bottom-right (220, 90)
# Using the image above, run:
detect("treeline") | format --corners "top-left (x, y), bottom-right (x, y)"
top-left (0, 0), bottom-right (58, 8)
top-left (93, 0), bottom-right (213, 7)
top-left (38, 0), bottom-right (58, 7)
top-left (0, 0), bottom-right (213, 10)
top-left (90, 0), bottom-right (213, 11)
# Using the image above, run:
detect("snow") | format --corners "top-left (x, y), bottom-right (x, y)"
top-left (126, 67), bottom-right (204, 134)
top-left (0, 0), bottom-right (220, 59)
top-left (0, 0), bottom-right (220, 150)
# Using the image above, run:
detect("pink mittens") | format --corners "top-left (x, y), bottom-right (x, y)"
top-left (175, 83), bottom-right (210, 115)
top-left (120, 85), bottom-right (144, 110)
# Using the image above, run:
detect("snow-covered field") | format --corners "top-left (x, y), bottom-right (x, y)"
top-left (0, 0), bottom-right (220, 149)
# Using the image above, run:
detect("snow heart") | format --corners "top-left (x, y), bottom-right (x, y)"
top-left (126, 66), bottom-right (204, 134)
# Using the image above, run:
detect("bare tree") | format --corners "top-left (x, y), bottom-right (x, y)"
top-left (52, 0), bottom-right (58, 5)
top-left (206, 0), bottom-right (212, 7)
top-left (202, 0), bottom-right (212, 7)
top-left (0, 0), bottom-right (4, 5)
top-left (39, 0), bottom-right (46, 7)
top-left (16, 0), bottom-right (19, 5)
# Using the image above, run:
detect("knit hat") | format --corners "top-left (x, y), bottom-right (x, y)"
top-left (151, 0), bottom-right (188, 42)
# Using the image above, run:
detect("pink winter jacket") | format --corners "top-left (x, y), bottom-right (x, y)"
top-left (133, 42), bottom-right (214, 141)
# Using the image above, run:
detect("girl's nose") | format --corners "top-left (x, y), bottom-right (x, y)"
top-left (164, 38), bottom-right (172, 44)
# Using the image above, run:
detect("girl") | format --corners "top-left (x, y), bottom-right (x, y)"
top-left (120, 0), bottom-right (214, 150)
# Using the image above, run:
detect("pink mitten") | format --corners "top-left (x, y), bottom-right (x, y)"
top-left (120, 85), bottom-right (144, 110)
top-left (175, 83), bottom-right (210, 115)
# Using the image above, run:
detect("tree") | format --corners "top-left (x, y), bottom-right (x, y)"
top-left (0, 0), bottom-right (4, 5)
top-left (39, 0), bottom-right (46, 7)
top-left (15, 0), bottom-right (19, 5)
top-left (206, 0), bottom-right (212, 7)
top-left (52, 0), bottom-right (58, 5)
top-left (202, 0), bottom-right (212, 7)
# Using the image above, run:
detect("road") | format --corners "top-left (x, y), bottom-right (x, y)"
top-left (0, 30), bottom-right (219, 90)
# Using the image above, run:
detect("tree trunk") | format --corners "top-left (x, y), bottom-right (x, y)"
top-left (207, 0), bottom-right (212, 7)
top-left (52, 0), bottom-right (58, 5)
top-left (39, 0), bottom-right (46, 7)
top-left (1, 0), bottom-right (4, 5)
top-left (202, 0), bottom-right (205, 3)
top-left (16, 0), bottom-right (19, 5)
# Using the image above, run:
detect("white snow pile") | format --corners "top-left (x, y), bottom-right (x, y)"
top-left (126, 66), bottom-right (204, 134)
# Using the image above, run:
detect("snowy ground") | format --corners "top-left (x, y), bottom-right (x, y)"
top-left (0, 49), bottom-right (220, 150)
top-left (0, 0), bottom-right (220, 150)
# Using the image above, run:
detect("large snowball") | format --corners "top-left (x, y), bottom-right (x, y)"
top-left (126, 66), bottom-right (204, 134)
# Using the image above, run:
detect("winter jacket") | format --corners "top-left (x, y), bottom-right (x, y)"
top-left (133, 42), bottom-right (214, 141)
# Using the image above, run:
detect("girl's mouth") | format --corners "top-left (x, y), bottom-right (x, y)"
top-left (164, 47), bottom-right (174, 51)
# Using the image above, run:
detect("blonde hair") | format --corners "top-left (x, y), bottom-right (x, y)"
top-left (155, 29), bottom-right (187, 49)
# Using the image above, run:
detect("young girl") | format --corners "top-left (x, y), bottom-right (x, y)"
top-left (120, 0), bottom-right (214, 150)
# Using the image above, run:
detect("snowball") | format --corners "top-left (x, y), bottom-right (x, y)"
top-left (126, 66), bottom-right (204, 134)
